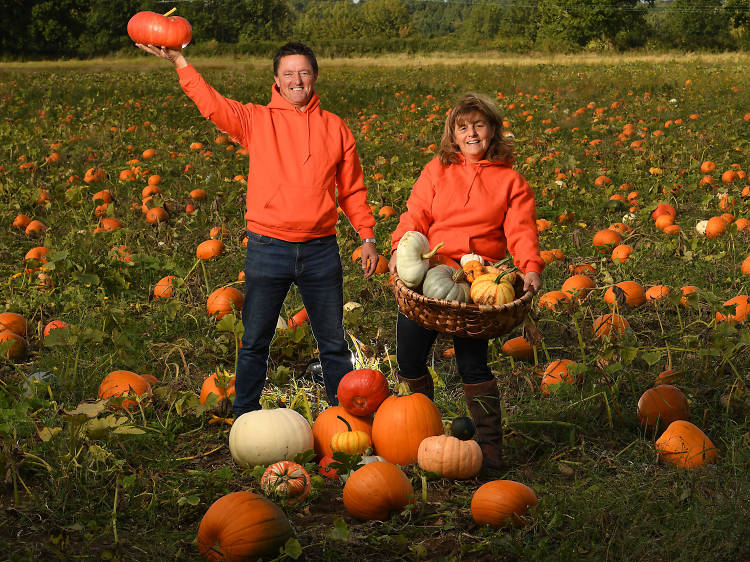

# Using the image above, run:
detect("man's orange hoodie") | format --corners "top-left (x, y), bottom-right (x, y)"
top-left (177, 65), bottom-right (375, 242)
top-left (391, 156), bottom-right (545, 275)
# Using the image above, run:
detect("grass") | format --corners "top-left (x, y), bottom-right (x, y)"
top-left (1, 53), bottom-right (749, 560)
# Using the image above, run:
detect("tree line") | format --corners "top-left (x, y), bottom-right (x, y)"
top-left (2, 0), bottom-right (749, 60)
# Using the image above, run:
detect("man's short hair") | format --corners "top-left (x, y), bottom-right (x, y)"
top-left (273, 42), bottom-right (318, 76)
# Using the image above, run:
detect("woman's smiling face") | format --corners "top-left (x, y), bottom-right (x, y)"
top-left (453, 111), bottom-right (494, 162)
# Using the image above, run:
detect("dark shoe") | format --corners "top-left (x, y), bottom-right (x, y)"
top-left (396, 373), bottom-right (435, 401)
top-left (463, 379), bottom-right (504, 470)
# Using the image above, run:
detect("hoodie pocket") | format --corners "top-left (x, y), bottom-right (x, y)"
top-left (264, 184), bottom-right (337, 232)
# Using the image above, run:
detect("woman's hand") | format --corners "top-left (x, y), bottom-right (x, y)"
top-left (388, 250), bottom-right (398, 275)
top-left (361, 242), bottom-right (379, 279)
top-left (135, 44), bottom-right (188, 68)
top-left (523, 271), bottom-right (542, 294)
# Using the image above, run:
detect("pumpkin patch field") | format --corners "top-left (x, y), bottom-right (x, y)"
top-left (1, 53), bottom-right (750, 560)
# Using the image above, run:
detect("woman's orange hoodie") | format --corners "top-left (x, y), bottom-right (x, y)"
top-left (177, 65), bottom-right (375, 242)
top-left (391, 156), bottom-right (545, 275)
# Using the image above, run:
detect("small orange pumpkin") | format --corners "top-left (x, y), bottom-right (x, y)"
top-left (206, 287), bottom-right (244, 319)
top-left (312, 406), bottom-right (373, 460)
top-left (604, 281), bottom-right (646, 308)
top-left (153, 275), bottom-right (177, 299)
top-left (655, 420), bottom-right (718, 469)
top-left (417, 435), bottom-right (483, 479)
top-left (593, 313), bottom-right (630, 339)
top-left (541, 359), bottom-right (578, 394)
top-left (0, 312), bottom-right (27, 336)
top-left (98, 370), bottom-right (151, 410)
top-left (196, 239), bottom-right (225, 260)
top-left (471, 480), bottom-right (538, 528)
top-left (637, 385), bottom-right (690, 431)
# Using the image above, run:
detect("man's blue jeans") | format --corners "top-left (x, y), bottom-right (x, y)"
top-left (233, 230), bottom-right (352, 416)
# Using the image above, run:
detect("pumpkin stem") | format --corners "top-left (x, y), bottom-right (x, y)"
top-left (336, 415), bottom-right (353, 432)
top-left (491, 256), bottom-right (512, 268)
top-left (395, 381), bottom-right (413, 396)
top-left (162, 7), bottom-right (177, 17)
top-left (494, 266), bottom-right (519, 284)
top-left (451, 268), bottom-right (467, 283)
top-left (421, 241), bottom-right (445, 260)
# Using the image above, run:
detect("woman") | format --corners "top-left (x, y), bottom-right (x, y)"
top-left (389, 93), bottom-right (544, 469)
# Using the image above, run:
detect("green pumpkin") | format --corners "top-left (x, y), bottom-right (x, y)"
top-left (450, 416), bottom-right (476, 441)
top-left (422, 265), bottom-right (471, 303)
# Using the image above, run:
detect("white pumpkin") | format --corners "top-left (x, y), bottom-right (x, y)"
top-left (396, 231), bottom-right (444, 288)
top-left (229, 408), bottom-right (313, 467)
top-left (422, 265), bottom-right (471, 303)
top-left (695, 220), bottom-right (709, 235)
top-left (459, 253), bottom-right (485, 267)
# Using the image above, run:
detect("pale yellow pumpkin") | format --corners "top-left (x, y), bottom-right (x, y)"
top-left (417, 435), bottom-right (483, 479)
top-left (396, 231), bottom-right (444, 288)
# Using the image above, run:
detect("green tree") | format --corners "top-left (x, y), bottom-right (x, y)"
top-left (661, 0), bottom-right (731, 50)
top-left (463, 1), bottom-right (506, 41)
top-left (360, 0), bottom-right (411, 37)
top-left (294, 1), bottom-right (365, 41)
top-left (0, 0), bottom-right (33, 57)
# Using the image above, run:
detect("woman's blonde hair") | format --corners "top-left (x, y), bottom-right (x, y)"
top-left (438, 93), bottom-right (514, 166)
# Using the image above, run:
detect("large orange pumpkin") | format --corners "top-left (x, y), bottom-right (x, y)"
top-left (98, 370), bottom-right (152, 410)
top-left (371, 385), bottom-right (444, 465)
top-left (500, 336), bottom-right (535, 361)
top-left (196, 491), bottom-right (292, 561)
top-left (592, 229), bottom-right (622, 252)
top-left (715, 295), bottom-right (750, 325)
top-left (541, 359), bottom-right (578, 394)
top-left (342, 461), bottom-right (415, 521)
top-left (655, 420), bottom-right (718, 469)
top-left (471, 480), bottom-right (538, 528)
top-left (0, 312), bottom-right (27, 337)
top-left (206, 287), bottom-right (244, 319)
top-left (604, 281), bottom-right (646, 308)
top-left (312, 406), bottom-right (373, 460)
top-left (560, 274), bottom-right (596, 300)
top-left (637, 385), bottom-right (690, 431)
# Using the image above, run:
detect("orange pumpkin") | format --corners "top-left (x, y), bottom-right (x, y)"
top-left (604, 281), bottom-right (646, 308)
top-left (312, 406), bottom-right (373, 460)
top-left (715, 295), bottom-right (750, 324)
top-left (196, 239), bottom-right (225, 260)
top-left (343, 461), bottom-right (415, 521)
top-left (196, 491), bottom-right (293, 561)
top-left (655, 420), bottom-right (718, 469)
top-left (260, 461), bottom-right (311, 506)
top-left (645, 285), bottom-right (670, 303)
top-left (470, 272), bottom-right (516, 305)
top-left (592, 229), bottom-right (622, 252)
top-left (145, 207), bottom-right (168, 225)
top-left (611, 244), bottom-right (633, 263)
top-left (0, 312), bottom-right (27, 336)
top-left (200, 372), bottom-right (236, 414)
top-left (560, 274), bottom-right (595, 300)
top-left (462, 259), bottom-right (486, 283)
top-left (500, 336), bottom-right (535, 361)
top-left (98, 370), bottom-right (151, 410)
top-left (471, 480), bottom-right (538, 528)
top-left (371, 384), bottom-right (444, 465)
top-left (153, 275), bottom-right (177, 299)
top-left (206, 287), bottom-right (244, 319)
top-left (593, 313), bottom-right (630, 339)
top-left (0, 331), bottom-right (27, 360)
top-left (537, 290), bottom-right (569, 310)
top-left (541, 359), bottom-right (578, 394)
top-left (637, 385), bottom-right (690, 431)
top-left (704, 216), bottom-right (727, 239)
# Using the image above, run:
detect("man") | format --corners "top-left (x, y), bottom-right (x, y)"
top-left (136, 41), bottom-right (379, 416)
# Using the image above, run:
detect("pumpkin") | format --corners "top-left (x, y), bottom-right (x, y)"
top-left (153, 275), bottom-right (177, 299)
top-left (98, 370), bottom-right (152, 410)
top-left (206, 287), bottom-right (244, 320)
top-left (199, 372), bottom-right (236, 415)
top-left (318, 455), bottom-right (339, 479)
top-left (0, 312), bottom-right (27, 337)
top-left (145, 206), bottom-right (168, 225)
top-left (337, 368), bottom-right (389, 416)
top-left (190, 188), bottom-right (207, 200)
top-left (541, 359), bottom-right (578, 394)
top-left (715, 295), bottom-right (750, 324)
top-left (460, 253), bottom-right (485, 267)
top-left (196, 491), bottom-right (293, 562)
top-left (371, 383), bottom-right (444, 465)
top-left (395, 231), bottom-right (444, 288)
top-left (25, 220), bottom-right (47, 237)
top-left (260, 461), bottom-right (311, 506)
top-left (637, 385), bottom-right (690, 431)
top-left (286, 307), bottom-right (308, 328)
top-left (417, 435), bottom-right (482, 479)
top-left (196, 239), bottom-right (225, 260)
top-left (537, 290), bottom-right (569, 310)
top-left (0, 331), bottom-right (27, 360)
top-left (229, 408), bottom-right (313, 467)
top-left (500, 336), bottom-right (535, 361)
top-left (330, 415), bottom-right (372, 455)
top-left (342, 461), bottom-right (415, 521)
top-left (611, 244), bottom-right (633, 263)
top-left (127, 9), bottom-right (192, 49)
top-left (470, 271), bottom-right (516, 306)
top-left (99, 217), bottom-right (123, 232)
top-left (312, 406), bottom-right (373, 460)
top-left (43, 320), bottom-right (69, 337)
top-left (462, 259), bottom-right (486, 283)
top-left (592, 229), bottom-right (622, 252)
top-left (422, 265), bottom-right (471, 302)
top-left (471, 480), bottom-right (538, 528)
top-left (704, 216), bottom-right (728, 238)
top-left (12, 214), bottom-right (31, 229)
top-left (604, 281), bottom-right (646, 308)
top-left (450, 416), bottom-right (476, 440)
top-left (592, 313), bottom-right (630, 339)
top-left (560, 274), bottom-right (595, 300)
top-left (645, 285), bottom-right (670, 303)
top-left (655, 420), bottom-right (718, 469)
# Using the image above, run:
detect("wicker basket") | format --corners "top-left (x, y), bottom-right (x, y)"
top-left (392, 272), bottom-right (533, 339)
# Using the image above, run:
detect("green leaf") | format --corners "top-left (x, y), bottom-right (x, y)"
top-left (289, 390), bottom-right (313, 425)
top-left (177, 494), bottom-right (201, 506)
top-left (641, 351), bottom-right (662, 366)
top-left (620, 347), bottom-right (638, 363)
top-left (283, 537), bottom-right (302, 559)
top-left (330, 517), bottom-right (350, 541)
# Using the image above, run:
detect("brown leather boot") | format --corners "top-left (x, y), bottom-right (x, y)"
top-left (463, 379), bottom-right (504, 470)
top-left (396, 373), bottom-right (434, 400)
